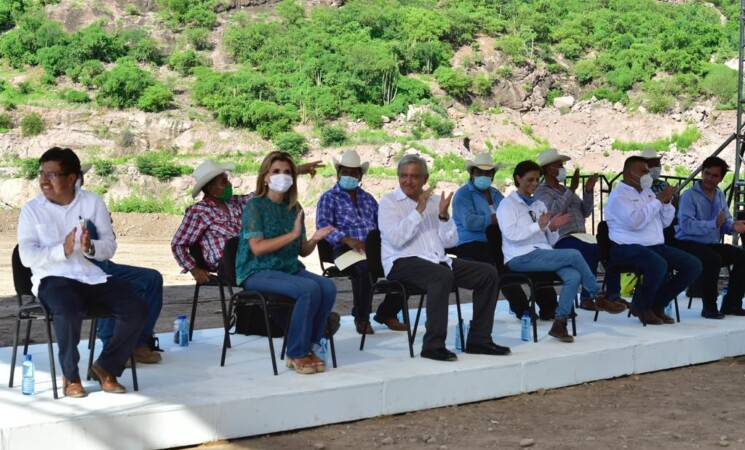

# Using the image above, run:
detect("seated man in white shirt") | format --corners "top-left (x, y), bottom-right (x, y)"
top-left (604, 156), bottom-right (702, 325)
top-left (18, 147), bottom-right (147, 398)
top-left (378, 154), bottom-right (509, 361)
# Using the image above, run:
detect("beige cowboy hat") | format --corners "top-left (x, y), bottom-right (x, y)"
top-left (640, 148), bottom-right (660, 160)
top-left (537, 148), bottom-right (571, 167)
top-left (191, 159), bottom-right (235, 198)
top-left (333, 149), bottom-right (369, 174)
top-left (465, 152), bottom-right (500, 172)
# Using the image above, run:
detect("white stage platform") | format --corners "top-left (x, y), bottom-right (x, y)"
top-left (2, 298), bottom-right (745, 450)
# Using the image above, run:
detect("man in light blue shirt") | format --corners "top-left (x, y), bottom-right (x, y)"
top-left (674, 156), bottom-right (745, 317)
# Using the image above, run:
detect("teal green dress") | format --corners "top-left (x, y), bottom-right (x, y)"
top-left (236, 196), bottom-right (306, 286)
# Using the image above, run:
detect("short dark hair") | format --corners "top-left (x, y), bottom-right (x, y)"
top-left (701, 156), bottom-right (729, 175)
top-left (39, 147), bottom-right (80, 181)
top-left (623, 156), bottom-right (647, 173)
top-left (513, 160), bottom-right (541, 187)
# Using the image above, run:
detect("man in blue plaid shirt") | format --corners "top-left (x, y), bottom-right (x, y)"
top-left (317, 150), bottom-right (405, 335)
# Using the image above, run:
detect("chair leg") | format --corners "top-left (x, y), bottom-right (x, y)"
top-left (23, 320), bottom-right (32, 355)
top-left (8, 316), bottom-right (22, 388)
top-left (687, 296), bottom-right (693, 309)
top-left (220, 296), bottom-right (235, 367)
top-left (189, 284), bottom-right (200, 341)
top-left (86, 318), bottom-right (97, 380)
top-left (329, 334), bottom-right (337, 368)
top-left (259, 299), bottom-right (279, 376)
top-left (130, 355), bottom-right (138, 391)
top-left (218, 283), bottom-right (231, 349)
top-left (674, 297), bottom-right (681, 323)
top-left (570, 306), bottom-right (577, 336)
top-left (44, 318), bottom-right (58, 399)
top-left (454, 289), bottom-right (465, 350)
top-left (529, 284), bottom-right (538, 343)
top-left (403, 293), bottom-right (414, 358)
top-left (411, 295), bottom-right (425, 344)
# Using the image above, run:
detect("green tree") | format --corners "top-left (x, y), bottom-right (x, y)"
top-left (137, 84), bottom-right (173, 112)
top-left (434, 66), bottom-right (470, 98)
top-left (94, 63), bottom-right (155, 109)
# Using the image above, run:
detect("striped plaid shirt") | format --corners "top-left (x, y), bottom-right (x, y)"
top-left (316, 183), bottom-right (379, 248)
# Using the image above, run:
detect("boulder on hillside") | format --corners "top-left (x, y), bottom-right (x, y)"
top-left (553, 96), bottom-right (575, 109)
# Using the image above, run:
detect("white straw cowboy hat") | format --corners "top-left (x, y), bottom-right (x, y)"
top-left (537, 148), bottom-right (571, 167)
top-left (333, 149), bottom-right (369, 174)
top-left (465, 152), bottom-right (500, 172)
top-left (191, 160), bottom-right (235, 198)
top-left (640, 148), bottom-right (660, 160)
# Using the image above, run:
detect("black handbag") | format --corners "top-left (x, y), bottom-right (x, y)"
top-left (232, 303), bottom-right (286, 337)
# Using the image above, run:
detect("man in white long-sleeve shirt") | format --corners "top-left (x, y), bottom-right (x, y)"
top-left (605, 156), bottom-right (701, 325)
top-left (378, 154), bottom-right (509, 361)
top-left (18, 147), bottom-right (147, 397)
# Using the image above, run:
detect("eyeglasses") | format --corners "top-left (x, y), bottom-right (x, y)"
top-left (38, 171), bottom-right (69, 180)
top-left (529, 211), bottom-right (537, 222)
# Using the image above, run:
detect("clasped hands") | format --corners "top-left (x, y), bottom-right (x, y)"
top-left (63, 225), bottom-right (92, 257)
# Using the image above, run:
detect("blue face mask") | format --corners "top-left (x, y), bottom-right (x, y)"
top-left (339, 176), bottom-right (359, 190)
top-left (473, 176), bottom-right (492, 191)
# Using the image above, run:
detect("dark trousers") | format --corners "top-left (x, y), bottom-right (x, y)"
top-left (672, 240), bottom-right (745, 310)
top-left (610, 244), bottom-right (702, 310)
top-left (454, 241), bottom-right (557, 316)
top-left (96, 262), bottom-right (163, 348)
top-left (387, 257), bottom-right (498, 351)
top-left (38, 276), bottom-right (148, 381)
top-left (350, 260), bottom-right (403, 321)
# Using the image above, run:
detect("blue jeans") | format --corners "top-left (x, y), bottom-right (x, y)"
top-left (610, 244), bottom-right (702, 310)
top-left (555, 236), bottom-right (621, 299)
top-left (243, 269), bottom-right (336, 359)
top-left (97, 262), bottom-right (163, 348)
top-left (507, 249), bottom-right (599, 319)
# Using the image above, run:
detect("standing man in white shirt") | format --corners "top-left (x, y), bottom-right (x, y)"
top-left (605, 156), bottom-right (702, 325)
top-left (18, 147), bottom-right (147, 397)
top-left (378, 154), bottom-right (509, 361)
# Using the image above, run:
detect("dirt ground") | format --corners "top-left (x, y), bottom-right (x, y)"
top-left (1, 209), bottom-right (745, 450)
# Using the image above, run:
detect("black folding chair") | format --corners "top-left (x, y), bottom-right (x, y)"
top-left (317, 239), bottom-right (353, 280)
top-left (359, 230), bottom-right (464, 357)
top-left (485, 224), bottom-right (569, 342)
top-left (220, 237), bottom-right (337, 375)
top-left (9, 245), bottom-right (138, 398)
top-left (187, 243), bottom-right (232, 343)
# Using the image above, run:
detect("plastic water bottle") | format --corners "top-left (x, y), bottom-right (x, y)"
top-left (21, 354), bottom-right (34, 395)
top-left (178, 315), bottom-right (189, 347)
top-left (173, 316), bottom-right (182, 344)
top-left (316, 338), bottom-right (329, 366)
top-left (397, 310), bottom-right (405, 324)
top-left (720, 287), bottom-right (728, 306)
top-left (455, 319), bottom-right (464, 351)
top-left (521, 311), bottom-right (531, 341)
top-left (664, 302), bottom-right (673, 318)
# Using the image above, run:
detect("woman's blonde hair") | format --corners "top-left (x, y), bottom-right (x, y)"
top-left (254, 151), bottom-right (300, 210)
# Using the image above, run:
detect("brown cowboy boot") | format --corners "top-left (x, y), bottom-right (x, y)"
top-left (548, 317), bottom-right (574, 343)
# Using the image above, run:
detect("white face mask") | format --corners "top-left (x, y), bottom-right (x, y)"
top-left (639, 174), bottom-right (654, 190)
top-left (555, 167), bottom-right (567, 182)
top-left (648, 167), bottom-right (662, 180)
top-left (268, 174), bottom-right (293, 193)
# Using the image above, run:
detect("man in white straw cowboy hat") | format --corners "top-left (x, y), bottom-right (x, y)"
top-left (451, 152), bottom-right (555, 320)
top-left (317, 149), bottom-right (405, 335)
top-left (171, 158), bottom-right (323, 283)
top-left (535, 148), bottom-right (626, 314)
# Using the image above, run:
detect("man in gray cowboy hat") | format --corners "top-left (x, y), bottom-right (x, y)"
top-left (534, 148), bottom-right (626, 314)
top-left (171, 158), bottom-right (323, 281)
top-left (316, 149), bottom-right (405, 335)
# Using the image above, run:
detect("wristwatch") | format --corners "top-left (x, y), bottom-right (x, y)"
top-left (438, 214), bottom-right (449, 222)
top-left (85, 242), bottom-right (96, 257)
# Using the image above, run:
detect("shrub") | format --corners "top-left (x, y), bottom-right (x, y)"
top-left (135, 152), bottom-right (189, 180)
top-left (129, 37), bottom-right (163, 65)
top-left (67, 59), bottom-right (105, 88)
top-left (60, 88), bottom-right (89, 103)
top-left (137, 84), bottom-right (173, 112)
top-left (273, 131), bottom-right (308, 158)
top-left (546, 89), bottom-right (563, 106)
top-left (92, 159), bottom-right (114, 176)
top-left (320, 125), bottom-right (347, 147)
top-left (702, 64), bottom-right (737, 106)
top-left (0, 112), bottom-right (13, 131)
top-left (16, 81), bottom-right (32, 95)
top-left (124, 5), bottom-right (139, 15)
top-left (423, 113), bottom-right (454, 137)
top-left (168, 50), bottom-right (209, 76)
top-left (583, 88), bottom-right (628, 105)
top-left (433, 66), bottom-right (471, 98)
top-left (18, 157), bottom-right (39, 179)
top-left (94, 63), bottom-right (155, 109)
top-left (471, 73), bottom-right (492, 96)
top-left (20, 112), bottom-right (44, 136)
top-left (185, 27), bottom-right (211, 50)
top-left (109, 194), bottom-right (185, 214)
top-left (118, 127), bottom-right (135, 148)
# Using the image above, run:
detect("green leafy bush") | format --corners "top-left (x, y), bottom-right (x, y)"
top-left (94, 63), bottom-right (155, 109)
top-left (702, 64), bottom-right (737, 106)
top-left (20, 112), bottom-right (44, 136)
top-left (17, 157), bottom-right (39, 179)
top-left (423, 113), bottom-right (454, 137)
top-left (109, 194), bottom-right (186, 214)
top-left (320, 125), bottom-right (347, 147)
top-left (0, 112), bottom-right (12, 131)
top-left (185, 27), bottom-right (211, 50)
top-left (60, 88), bottom-right (89, 103)
top-left (433, 66), bottom-right (470, 98)
top-left (92, 158), bottom-right (114, 176)
top-left (273, 131), bottom-right (308, 159)
top-left (168, 50), bottom-right (209, 76)
top-left (135, 152), bottom-right (190, 180)
top-left (137, 84), bottom-right (173, 112)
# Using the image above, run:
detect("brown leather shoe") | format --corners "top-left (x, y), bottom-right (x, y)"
top-left (630, 307), bottom-right (663, 325)
top-left (354, 319), bottom-right (374, 335)
top-left (62, 376), bottom-right (87, 398)
top-left (578, 299), bottom-right (597, 311)
top-left (595, 293), bottom-right (626, 314)
top-left (89, 362), bottom-right (126, 394)
top-left (133, 345), bottom-right (162, 364)
top-left (374, 316), bottom-right (408, 331)
top-left (652, 308), bottom-right (675, 324)
top-left (548, 318), bottom-right (574, 343)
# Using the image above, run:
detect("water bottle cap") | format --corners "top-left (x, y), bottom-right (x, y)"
top-left (178, 315), bottom-right (187, 320)
top-left (522, 311), bottom-right (530, 318)
top-left (25, 354), bottom-right (32, 361)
